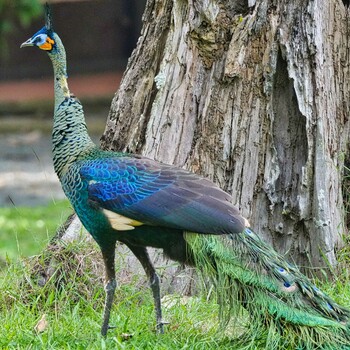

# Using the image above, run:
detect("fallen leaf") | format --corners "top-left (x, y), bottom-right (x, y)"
top-left (120, 333), bottom-right (133, 341)
top-left (34, 314), bottom-right (48, 333)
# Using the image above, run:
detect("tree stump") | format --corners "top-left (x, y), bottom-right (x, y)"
top-left (101, 0), bottom-right (350, 272)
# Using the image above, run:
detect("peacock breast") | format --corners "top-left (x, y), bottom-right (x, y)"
top-left (60, 162), bottom-right (112, 242)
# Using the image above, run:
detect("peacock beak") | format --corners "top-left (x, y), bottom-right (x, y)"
top-left (20, 38), bottom-right (35, 48)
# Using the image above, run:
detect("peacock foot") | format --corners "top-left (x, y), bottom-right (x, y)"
top-left (156, 320), bottom-right (170, 334)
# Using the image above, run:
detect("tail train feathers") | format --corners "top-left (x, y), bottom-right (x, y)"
top-left (185, 228), bottom-right (350, 349)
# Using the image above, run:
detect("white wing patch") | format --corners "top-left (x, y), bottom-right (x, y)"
top-left (103, 209), bottom-right (144, 231)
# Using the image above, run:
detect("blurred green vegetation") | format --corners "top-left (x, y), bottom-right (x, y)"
top-left (0, 199), bottom-right (72, 261)
top-left (0, 0), bottom-right (42, 56)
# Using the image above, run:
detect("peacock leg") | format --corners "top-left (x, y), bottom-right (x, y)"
top-left (127, 244), bottom-right (166, 333)
top-left (100, 243), bottom-right (117, 336)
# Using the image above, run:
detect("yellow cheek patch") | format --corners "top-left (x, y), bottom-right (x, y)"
top-left (40, 37), bottom-right (55, 51)
top-left (102, 209), bottom-right (144, 231)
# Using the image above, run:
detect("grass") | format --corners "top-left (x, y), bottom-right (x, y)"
top-left (0, 199), bottom-right (72, 261)
top-left (1, 202), bottom-right (350, 349)
top-left (0, 202), bottom-right (234, 349)
top-left (0, 240), bottom-right (234, 349)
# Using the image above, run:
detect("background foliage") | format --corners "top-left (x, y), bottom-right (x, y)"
top-left (0, 0), bottom-right (42, 57)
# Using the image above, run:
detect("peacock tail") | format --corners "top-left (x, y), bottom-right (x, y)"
top-left (185, 229), bottom-right (350, 349)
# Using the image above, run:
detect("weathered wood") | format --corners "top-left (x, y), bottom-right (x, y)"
top-left (102, 0), bottom-right (350, 271)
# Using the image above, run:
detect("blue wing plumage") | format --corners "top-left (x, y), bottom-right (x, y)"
top-left (80, 154), bottom-right (246, 234)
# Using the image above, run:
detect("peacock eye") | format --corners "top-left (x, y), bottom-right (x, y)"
top-left (34, 34), bottom-right (47, 46)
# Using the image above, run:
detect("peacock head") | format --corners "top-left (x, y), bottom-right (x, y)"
top-left (20, 27), bottom-right (56, 52)
top-left (20, 3), bottom-right (57, 53)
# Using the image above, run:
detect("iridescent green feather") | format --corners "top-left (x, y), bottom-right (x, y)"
top-left (185, 231), bottom-right (350, 349)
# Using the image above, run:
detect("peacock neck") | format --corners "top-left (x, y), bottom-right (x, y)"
top-left (47, 34), bottom-right (70, 109)
top-left (48, 33), bottom-right (96, 179)
top-left (52, 98), bottom-right (96, 179)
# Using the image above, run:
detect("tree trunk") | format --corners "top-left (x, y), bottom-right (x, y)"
top-left (101, 0), bottom-right (350, 271)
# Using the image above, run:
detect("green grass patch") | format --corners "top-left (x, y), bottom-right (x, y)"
top-left (1, 202), bottom-right (350, 349)
top-left (0, 199), bottom-right (72, 261)
top-left (0, 240), bottom-right (234, 350)
top-left (1, 240), bottom-right (350, 350)
top-left (0, 199), bottom-right (235, 349)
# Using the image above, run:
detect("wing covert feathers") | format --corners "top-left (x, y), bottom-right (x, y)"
top-left (80, 155), bottom-right (246, 234)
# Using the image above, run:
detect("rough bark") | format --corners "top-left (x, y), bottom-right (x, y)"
top-left (101, 0), bottom-right (350, 271)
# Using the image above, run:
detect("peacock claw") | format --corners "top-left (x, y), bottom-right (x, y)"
top-left (108, 325), bottom-right (116, 330)
top-left (156, 320), bottom-right (170, 334)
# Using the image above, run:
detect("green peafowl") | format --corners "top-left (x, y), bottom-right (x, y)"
top-left (21, 5), bottom-right (350, 349)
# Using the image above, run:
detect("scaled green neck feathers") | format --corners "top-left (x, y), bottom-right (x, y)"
top-left (48, 33), bottom-right (70, 108)
top-left (49, 32), bottom-right (95, 178)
